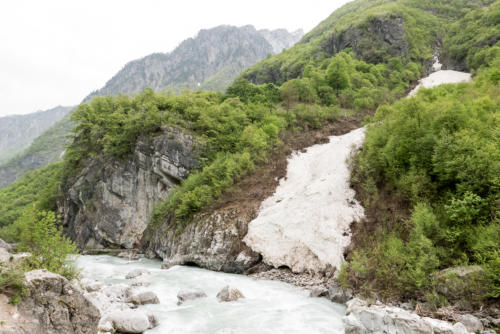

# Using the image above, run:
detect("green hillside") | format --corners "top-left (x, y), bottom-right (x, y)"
top-left (0, 0), bottom-right (498, 307)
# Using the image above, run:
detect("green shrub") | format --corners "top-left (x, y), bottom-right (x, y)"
top-left (13, 209), bottom-right (78, 280)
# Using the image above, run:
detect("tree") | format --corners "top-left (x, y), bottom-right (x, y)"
top-left (326, 54), bottom-right (351, 91)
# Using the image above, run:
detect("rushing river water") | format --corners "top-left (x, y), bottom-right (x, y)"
top-left (76, 255), bottom-right (346, 334)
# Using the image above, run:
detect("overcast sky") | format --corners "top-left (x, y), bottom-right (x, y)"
top-left (0, 0), bottom-right (351, 117)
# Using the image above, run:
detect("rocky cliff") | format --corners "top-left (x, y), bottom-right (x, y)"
top-left (84, 25), bottom-right (303, 101)
top-left (58, 126), bottom-right (199, 249)
top-left (0, 25), bottom-right (302, 190)
top-left (144, 207), bottom-right (261, 274)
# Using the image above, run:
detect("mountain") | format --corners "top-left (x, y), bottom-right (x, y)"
top-left (0, 106), bottom-right (72, 164)
top-left (0, 0), bottom-right (499, 326)
top-left (239, 0), bottom-right (497, 85)
top-left (0, 25), bottom-right (303, 189)
top-left (84, 25), bottom-right (303, 100)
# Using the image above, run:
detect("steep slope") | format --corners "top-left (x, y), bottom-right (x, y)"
top-left (84, 25), bottom-right (303, 100)
top-left (0, 106), bottom-right (72, 164)
top-left (0, 115), bottom-right (73, 189)
top-left (239, 0), bottom-right (494, 85)
top-left (0, 25), bottom-right (302, 190)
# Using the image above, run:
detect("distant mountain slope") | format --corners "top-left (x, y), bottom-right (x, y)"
top-left (84, 25), bottom-right (303, 101)
top-left (0, 106), bottom-right (72, 164)
top-left (0, 25), bottom-right (303, 189)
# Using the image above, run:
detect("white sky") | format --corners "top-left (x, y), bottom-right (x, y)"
top-left (0, 0), bottom-right (351, 117)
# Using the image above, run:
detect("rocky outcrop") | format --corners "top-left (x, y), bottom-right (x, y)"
top-left (17, 269), bottom-right (100, 334)
top-left (85, 25), bottom-right (303, 100)
top-left (59, 126), bottom-right (199, 249)
top-left (321, 13), bottom-right (409, 64)
top-left (145, 207), bottom-right (261, 273)
top-left (343, 298), bottom-right (473, 334)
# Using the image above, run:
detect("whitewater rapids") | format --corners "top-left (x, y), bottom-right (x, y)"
top-left (76, 255), bottom-right (345, 334)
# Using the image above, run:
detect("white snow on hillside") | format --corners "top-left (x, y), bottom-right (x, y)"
top-left (244, 128), bottom-right (366, 275)
top-left (408, 58), bottom-right (471, 97)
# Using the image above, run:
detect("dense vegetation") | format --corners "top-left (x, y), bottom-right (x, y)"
top-left (240, 0), bottom-right (496, 85)
top-left (340, 51), bottom-right (500, 305)
top-left (0, 0), bottom-right (498, 309)
top-left (0, 163), bottom-right (62, 229)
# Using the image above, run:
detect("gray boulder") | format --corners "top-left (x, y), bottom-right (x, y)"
top-left (128, 291), bottom-right (160, 305)
top-left (309, 286), bottom-right (328, 298)
top-left (216, 286), bottom-right (245, 302)
top-left (117, 251), bottom-right (140, 260)
top-left (0, 238), bottom-right (12, 251)
top-left (343, 298), bottom-right (473, 334)
top-left (177, 288), bottom-right (207, 305)
top-left (454, 314), bottom-right (483, 333)
top-left (19, 269), bottom-right (100, 334)
top-left (328, 283), bottom-right (353, 304)
top-left (0, 247), bottom-right (11, 263)
top-left (125, 268), bottom-right (150, 279)
top-left (105, 309), bottom-right (156, 333)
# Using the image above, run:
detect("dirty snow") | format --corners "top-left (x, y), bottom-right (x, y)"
top-left (244, 127), bottom-right (366, 275)
top-left (408, 57), bottom-right (471, 97)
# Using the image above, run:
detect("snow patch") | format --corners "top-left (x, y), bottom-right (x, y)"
top-left (244, 127), bottom-right (366, 274)
top-left (408, 58), bottom-right (471, 97)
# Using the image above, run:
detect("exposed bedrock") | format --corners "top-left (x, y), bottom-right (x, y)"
top-left (144, 207), bottom-right (261, 273)
top-left (59, 126), bottom-right (199, 249)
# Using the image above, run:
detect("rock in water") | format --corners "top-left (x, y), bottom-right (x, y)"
top-left (128, 291), bottom-right (160, 305)
top-left (125, 268), bottom-right (150, 279)
top-left (19, 269), bottom-right (100, 334)
top-left (105, 310), bottom-right (154, 333)
top-left (177, 288), bottom-right (207, 305)
top-left (216, 286), bottom-right (245, 302)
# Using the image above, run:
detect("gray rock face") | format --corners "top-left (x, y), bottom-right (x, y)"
top-left (59, 126), bottom-right (199, 249)
top-left (19, 269), bottom-right (100, 334)
top-left (146, 208), bottom-right (261, 274)
top-left (321, 14), bottom-right (408, 64)
top-left (216, 286), bottom-right (245, 302)
top-left (177, 288), bottom-right (207, 305)
top-left (85, 25), bottom-right (303, 100)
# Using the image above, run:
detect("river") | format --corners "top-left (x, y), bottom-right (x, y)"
top-left (76, 255), bottom-right (345, 333)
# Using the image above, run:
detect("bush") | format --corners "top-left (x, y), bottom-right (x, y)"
top-left (13, 209), bottom-right (78, 279)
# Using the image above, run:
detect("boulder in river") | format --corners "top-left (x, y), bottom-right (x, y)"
top-left (177, 288), bottom-right (207, 305)
top-left (125, 268), bottom-right (150, 279)
top-left (216, 286), bottom-right (244, 302)
top-left (128, 291), bottom-right (160, 305)
top-left (104, 309), bottom-right (157, 333)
